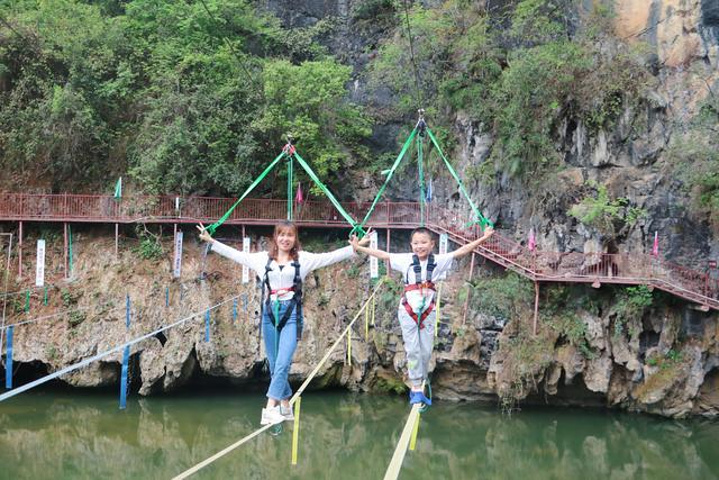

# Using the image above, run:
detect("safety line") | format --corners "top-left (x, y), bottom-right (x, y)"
top-left (0, 294), bottom-right (241, 402)
top-left (0, 303), bottom-right (126, 330)
top-left (172, 278), bottom-right (386, 479)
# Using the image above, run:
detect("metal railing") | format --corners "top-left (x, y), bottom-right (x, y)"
top-left (1, 192), bottom-right (717, 308)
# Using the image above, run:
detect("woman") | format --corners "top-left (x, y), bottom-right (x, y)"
top-left (198, 221), bottom-right (369, 425)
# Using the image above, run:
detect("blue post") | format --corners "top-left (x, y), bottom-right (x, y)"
top-left (165, 287), bottom-right (169, 307)
top-left (5, 326), bottom-right (13, 390)
top-left (205, 309), bottom-right (210, 342)
top-left (120, 295), bottom-right (131, 409)
top-left (232, 299), bottom-right (238, 324)
top-left (125, 295), bottom-right (130, 329)
top-left (119, 346), bottom-right (129, 409)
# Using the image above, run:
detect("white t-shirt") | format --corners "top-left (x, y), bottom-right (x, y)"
top-left (389, 253), bottom-right (454, 312)
top-left (210, 240), bottom-right (355, 300)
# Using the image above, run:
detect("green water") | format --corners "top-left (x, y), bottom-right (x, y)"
top-left (0, 391), bottom-right (717, 480)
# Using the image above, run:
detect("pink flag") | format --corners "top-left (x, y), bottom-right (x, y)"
top-left (528, 229), bottom-right (536, 252)
top-left (652, 231), bottom-right (659, 256)
top-left (295, 183), bottom-right (304, 205)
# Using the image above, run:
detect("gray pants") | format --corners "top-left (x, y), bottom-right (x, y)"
top-left (398, 306), bottom-right (435, 389)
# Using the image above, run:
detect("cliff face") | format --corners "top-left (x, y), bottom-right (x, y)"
top-left (5, 226), bottom-right (718, 419)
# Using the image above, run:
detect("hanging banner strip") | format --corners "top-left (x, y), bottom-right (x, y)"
top-left (232, 298), bottom-right (238, 324)
top-left (165, 287), bottom-right (169, 307)
top-left (242, 237), bottom-right (250, 284)
top-left (370, 231), bottom-right (379, 279)
top-left (5, 326), bottom-right (13, 389)
top-left (173, 231), bottom-right (183, 279)
top-left (35, 239), bottom-right (45, 287)
top-left (438, 233), bottom-right (448, 280)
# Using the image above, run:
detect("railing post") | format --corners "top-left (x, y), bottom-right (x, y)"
top-left (17, 221), bottom-right (22, 279)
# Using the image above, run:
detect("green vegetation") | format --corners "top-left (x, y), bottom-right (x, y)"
top-left (569, 181), bottom-right (646, 237)
top-left (668, 95), bottom-right (719, 228)
top-left (468, 272), bottom-right (534, 320)
top-left (613, 285), bottom-right (653, 338)
top-left (134, 225), bottom-right (163, 260)
top-left (0, 0), bottom-right (369, 194)
top-left (368, 1), bottom-right (652, 183)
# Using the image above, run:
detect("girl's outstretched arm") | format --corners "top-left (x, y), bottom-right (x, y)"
top-left (449, 227), bottom-right (494, 259)
top-left (349, 230), bottom-right (391, 261)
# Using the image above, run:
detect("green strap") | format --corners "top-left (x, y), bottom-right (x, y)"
top-left (293, 152), bottom-right (363, 234)
top-left (417, 133), bottom-right (425, 227)
top-left (206, 151), bottom-right (286, 235)
top-left (287, 155), bottom-right (293, 220)
top-left (426, 128), bottom-right (493, 229)
top-left (360, 127), bottom-right (418, 228)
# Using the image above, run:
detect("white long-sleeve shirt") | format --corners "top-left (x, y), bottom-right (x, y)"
top-left (210, 240), bottom-right (355, 300)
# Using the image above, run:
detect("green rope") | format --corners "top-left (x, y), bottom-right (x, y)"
top-left (206, 152), bottom-right (286, 235)
top-left (293, 152), bottom-right (363, 235)
top-left (426, 128), bottom-right (493, 229)
top-left (359, 127), bottom-right (418, 229)
top-left (43, 286), bottom-right (47, 306)
top-left (417, 133), bottom-right (425, 227)
top-left (287, 155), bottom-right (293, 220)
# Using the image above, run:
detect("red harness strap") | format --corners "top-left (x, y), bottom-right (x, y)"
top-left (401, 297), bottom-right (435, 329)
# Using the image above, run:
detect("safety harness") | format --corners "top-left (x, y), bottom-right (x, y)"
top-left (260, 257), bottom-right (304, 340)
top-left (401, 253), bottom-right (437, 329)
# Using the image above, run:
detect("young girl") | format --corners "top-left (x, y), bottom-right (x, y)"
top-left (351, 226), bottom-right (494, 407)
top-left (198, 221), bottom-right (369, 425)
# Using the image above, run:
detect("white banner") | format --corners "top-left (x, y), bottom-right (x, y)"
top-left (242, 237), bottom-right (251, 283)
top-left (438, 233), bottom-right (448, 280)
top-left (173, 231), bottom-right (183, 278)
top-left (370, 231), bottom-right (379, 278)
top-left (35, 239), bottom-right (45, 287)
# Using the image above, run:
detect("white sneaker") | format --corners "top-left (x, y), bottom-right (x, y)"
top-left (280, 404), bottom-right (294, 421)
top-left (260, 406), bottom-right (284, 425)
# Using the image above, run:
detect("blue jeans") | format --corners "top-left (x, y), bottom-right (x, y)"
top-left (262, 300), bottom-right (300, 401)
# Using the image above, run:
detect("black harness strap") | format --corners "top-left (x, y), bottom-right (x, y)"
top-left (262, 257), bottom-right (304, 340)
top-left (402, 254), bottom-right (437, 328)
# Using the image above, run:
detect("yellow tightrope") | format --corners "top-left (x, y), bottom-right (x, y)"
top-left (383, 403), bottom-right (422, 480)
top-left (291, 396), bottom-right (302, 465)
top-left (172, 278), bottom-right (386, 479)
top-left (409, 414), bottom-right (421, 451)
top-left (364, 300), bottom-right (369, 341)
top-left (347, 329), bottom-right (352, 365)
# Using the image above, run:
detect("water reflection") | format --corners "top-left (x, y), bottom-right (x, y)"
top-left (0, 392), bottom-right (717, 479)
